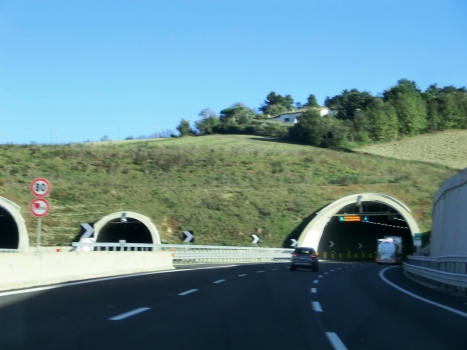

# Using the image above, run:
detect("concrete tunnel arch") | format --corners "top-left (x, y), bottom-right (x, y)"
top-left (297, 193), bottom-right (420, 251)
top-left (93, 211), bottom-right (161, 244)
top-left (0, 196), bottom-right (29, 252)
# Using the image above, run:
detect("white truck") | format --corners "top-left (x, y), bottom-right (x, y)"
top-left (376, 236), bottom-right (403, 264)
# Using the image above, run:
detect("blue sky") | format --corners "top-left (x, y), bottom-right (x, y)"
top-left (1, 0), bottom-right (466, 144)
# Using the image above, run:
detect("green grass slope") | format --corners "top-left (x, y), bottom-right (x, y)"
top-left (0, 135), bottom-right (457, 247)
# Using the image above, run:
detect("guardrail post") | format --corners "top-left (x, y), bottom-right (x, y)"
top-left (119, 240), bottom-right (126, 252)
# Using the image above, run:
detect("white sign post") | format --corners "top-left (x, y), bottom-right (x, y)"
top-left (30, 178), bottom-right (51, 254)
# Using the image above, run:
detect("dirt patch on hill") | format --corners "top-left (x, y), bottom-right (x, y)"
top-left (356, 130), bottom-right (467, 170)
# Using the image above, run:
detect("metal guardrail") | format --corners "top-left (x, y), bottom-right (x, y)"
top-left (0, 249), bottom-right (19, 253)
top-left (403, 263), bottom-right (467, 289)
top-left (71, 242), bottom-right (294, 264)
top-left (404, 255), bottom-right (467, 290)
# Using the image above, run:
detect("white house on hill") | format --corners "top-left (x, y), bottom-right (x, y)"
top-left (268, 107), bottom-right (333, 124)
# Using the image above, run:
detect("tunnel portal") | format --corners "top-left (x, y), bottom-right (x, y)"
top-left (0, 206), bottom-right (19, 249)
top-left (297, 193), bottom-right (420, 260)
top-left (97, 218), bottom-right (153, 244)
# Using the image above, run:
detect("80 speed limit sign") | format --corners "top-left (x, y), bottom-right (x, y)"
top-left (30, 178), bottom-right (51, 197)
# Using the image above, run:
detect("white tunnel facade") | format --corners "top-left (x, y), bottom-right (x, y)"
top-left (297, 193), bottom-right (420, 250)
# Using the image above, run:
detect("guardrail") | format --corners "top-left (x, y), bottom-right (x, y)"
top-left (71, 242), bottom-right (294, 264)
top-left (404, 255), bottom-right (467, 293)
top-left (0, 249), bottom-right (19, 253)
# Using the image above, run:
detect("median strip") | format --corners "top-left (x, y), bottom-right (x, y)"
top-left (178, 289), bottom-right (198, 296)
top-left (109, 307), bottom-right (150, 321)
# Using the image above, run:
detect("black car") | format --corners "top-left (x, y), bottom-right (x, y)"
top-left (290, 246), bottom-right (319, 271)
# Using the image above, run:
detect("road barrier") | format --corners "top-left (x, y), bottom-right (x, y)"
top-left (71, 242), bottom-right (294, 264)
top-left (321, 251), bottom-right (374, 261)
top-left (404, 255), bottom-right (467, 294)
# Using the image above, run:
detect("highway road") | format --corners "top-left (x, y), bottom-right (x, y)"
top-left (1, 262), bottom-right (467, 349)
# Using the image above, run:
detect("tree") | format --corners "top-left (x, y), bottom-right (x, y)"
top-left (325, 89), bottom-right (374, 120)
top-left (304, 94), bottom-right (319, 108)
top-left (219, 103), bottom-right (256, 125)
top-left (289, 109), bottom-right (323, 146)
top-left (259, 92), bottom-right (294, 115)
top-left (384, 80), bottom-right (427, 136)
top-left (362, 99), bottom-right (398, 141)
top-left (195, 108), bottom-right (220, 135)
top-left (176, 119), bottom-right (194, 137)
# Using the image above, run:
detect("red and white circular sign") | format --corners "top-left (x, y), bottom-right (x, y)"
top-left (30, 198), bottom-right (50, 217)
top-left (30, 178), bottom-right (51, 197)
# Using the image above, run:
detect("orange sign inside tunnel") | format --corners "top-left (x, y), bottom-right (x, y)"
top-left (340, 216), bottom-right (361, 222)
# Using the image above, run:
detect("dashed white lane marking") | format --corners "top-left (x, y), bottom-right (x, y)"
top-left (337, 268), bottom-right (342, 270)
top-left (313, 280), bottom-right (319, 284)
top-left (318, 275), bottom-right (323, 278)
top-left (311, 288), bottom-right (317, 293)
top-left (238, 274), bottom-right (248, 277)
top-left (109, 307), bottom-right (150, 321)
top-left (324, 272), bottom-right (329, 274)
top-left (272, 268), bottom-right (279, 270)
top-left (326, 332), bottom-right (348, 350)
top-left (330, 269), bottom-right (335, 272)
top-left (380, 267), bottom-right (467, 319)
top-left (257, 271), bottom-right (265, 273)
top-left (213, 279), bottom-right (226, 284)
top-left (178, 289), bottom-right (198, 296)
top-left (312, 301), bottom-right (322, 312)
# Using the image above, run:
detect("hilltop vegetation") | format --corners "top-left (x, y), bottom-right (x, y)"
top-left (0, 135), bottom-right (457, 247)
top-left (184, 79), bottom-right (467, 151)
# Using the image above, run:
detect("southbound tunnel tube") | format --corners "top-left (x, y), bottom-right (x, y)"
top-left (0, 196), bottom-right (29, 252)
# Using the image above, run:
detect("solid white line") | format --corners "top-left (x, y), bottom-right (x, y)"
top-left (313, 280), bottom-right (319, 284)
top-left (109, 307), bottom-right (150, 321)
top-left (380, 267), bottom-right (467, 319)
top-left (326, 332), bottom-right (348, 350)
top-left (0, 265), bottom-right (239, 298)
top-left (178, 289), bottom-right (198, 296)
top-left (311, 288), bottom-right (317, 293)
top-left (257, 271), bottom-right (265, 273)
top-left (238, 274), bottom-right (247, 277)
top-left (213, 279), bottom-right (226, 284)
top-left (311, 301), bottom-right (322, 312)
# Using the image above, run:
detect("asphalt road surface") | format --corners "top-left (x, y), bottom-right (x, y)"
top-left (1, 262), bottom-right (467, 349)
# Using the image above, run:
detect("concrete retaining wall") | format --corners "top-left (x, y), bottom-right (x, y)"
top-left (0, 251), bottom-right (174, 292)
top-left (431, 167), bottom-right (467, 256)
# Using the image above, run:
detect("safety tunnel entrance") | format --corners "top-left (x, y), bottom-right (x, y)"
top-left (97, 218), bottom-right (153, 244)
top-left (92, 211), bottom-right (162, 248)
top-left (297, 193), bottom-right (419, 261)
top-left (0, 206), bottom-right (19, 249)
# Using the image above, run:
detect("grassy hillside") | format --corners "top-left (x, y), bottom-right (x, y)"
top-left (356, 129), bottom-right (467, 170)
top-left (0, 135), bottom-right (458, 247)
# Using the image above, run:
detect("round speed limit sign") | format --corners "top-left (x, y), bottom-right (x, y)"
top-left (30, 178), bottom-right (51, 197)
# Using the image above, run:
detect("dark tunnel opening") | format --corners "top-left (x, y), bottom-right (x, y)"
top-left (318, 202), bottom-right (414, 260)
top-left (96, 218), bottom-right (153, 244)
top-left (0, 206), bottom-right (19, 249)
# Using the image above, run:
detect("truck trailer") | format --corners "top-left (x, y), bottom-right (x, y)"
top-left (376, 236), bottom-right (403, 264)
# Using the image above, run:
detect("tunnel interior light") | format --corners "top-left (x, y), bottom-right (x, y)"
top-left (120, 212), bottom-right (127, 223)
